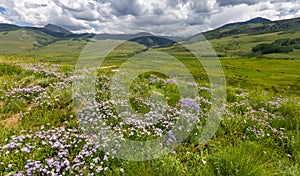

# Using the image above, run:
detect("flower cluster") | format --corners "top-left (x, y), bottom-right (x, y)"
top-left (1, 127), bottom-right (112, 175)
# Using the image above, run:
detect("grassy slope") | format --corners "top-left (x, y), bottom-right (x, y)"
top-left (190, 17), bottom-right (300, 41)
top-left (23, 39), bottom-right (88, 64)
top-left (188, 17), bottom-right (300, 59)
top-left (207, 30), bottom-right (300, 58)
top-left (0, 29), bottom-right (56, 53)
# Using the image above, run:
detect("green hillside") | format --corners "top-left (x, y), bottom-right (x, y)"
top-left (0, 23), bottom-right (178, 53)
top-left (207, 30), bottom-right (300, 58)
top-left (0, 29), bottom-right (56, 53)
top-left (190, 17), bottom-right (300, 41)
top-left (187, 17), bottom-right (300, 58)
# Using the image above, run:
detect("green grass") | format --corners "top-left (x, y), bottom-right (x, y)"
top-left (208, 141), bottom-right (279, 176)
top-left (0, 36), bottom-right (299, 175)
top-left (155, 45), bottom-right (300, 95)
top-left (220, 57), bottom-right (300, 94)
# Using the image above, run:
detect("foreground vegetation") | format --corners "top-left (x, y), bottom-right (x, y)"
top-left (0, 41), bottom-right (299, 176)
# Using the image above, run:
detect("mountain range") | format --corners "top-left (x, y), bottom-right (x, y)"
top-left (0, 22), bottom-right (183, 49)
top-left (0, 17), bottom-right (272, 43)
top-left (0, 16), bottom-right (300, 56)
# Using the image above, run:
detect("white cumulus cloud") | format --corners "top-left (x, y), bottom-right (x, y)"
top-left (0, 0), bottom-right (299, 37)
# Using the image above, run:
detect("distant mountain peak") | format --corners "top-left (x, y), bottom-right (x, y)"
top-left (43, 24), bottom-right (72, 34)
top-left (246, 17), bottom-right (271, 24)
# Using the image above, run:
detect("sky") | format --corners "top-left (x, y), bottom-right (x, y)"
top-left (0, 0), bottom-right (299, 37)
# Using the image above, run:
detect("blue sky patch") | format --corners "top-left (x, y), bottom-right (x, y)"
top-left (289, 9), bottom-right (297, 14)
top-left (0, 6), bottom-right (6, 14)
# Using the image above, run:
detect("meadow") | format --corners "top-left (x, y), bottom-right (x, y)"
top-left (0, 38), bottom-right (299, 176)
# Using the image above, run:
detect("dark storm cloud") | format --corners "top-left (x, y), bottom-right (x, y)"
top-left (186, 13), bottom-right (208, 25)
top-left (134, 15), bottom-right (180, 26)
top-left (70, 11), bottom-right (100, 22)
top-left (109, 0), bottom-right (146, 16)
top-left (217, 0), bottom-right (292, 6)
top-left (151, 3), bottom-right (164, 15)
top-left (217, 0), bottom-right (261, 6)
top-left (189, 1), bottom-right (215, 13)
top-left (24, 2), bottom-right (47, 9)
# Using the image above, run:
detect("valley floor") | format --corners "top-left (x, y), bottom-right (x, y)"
top-left (0, 55), bottom-right (299, 176)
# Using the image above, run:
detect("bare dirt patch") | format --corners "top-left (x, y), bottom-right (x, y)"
top-left (0, 103), bottom-right (36, 128)
top-left (26, 103), bottom-right (36, 111)
top-left (0, 113), bottom-right (20, 128)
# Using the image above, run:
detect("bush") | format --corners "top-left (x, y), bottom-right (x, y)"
top-left (252, 38), bottom-right (300, 54)
top-left (252, 43), bottom-right (293, 54)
